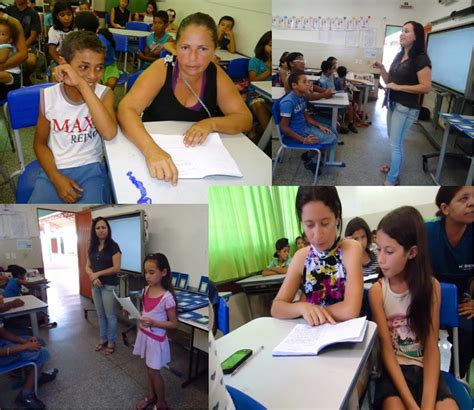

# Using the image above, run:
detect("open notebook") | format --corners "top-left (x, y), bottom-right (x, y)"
top-left (150, 132), bottom-right (243, 179)
top-left (272, 316), bottom-right (368, 356)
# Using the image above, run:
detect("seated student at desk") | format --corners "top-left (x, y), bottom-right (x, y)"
top-left (262, 238), bottom-right (292, 277)
top-left (272, 186), bottom-right (363, 326)
top-left (118, 12), bottom-right (252, 186)
top-left (217, 15), bottom-right (236, 54)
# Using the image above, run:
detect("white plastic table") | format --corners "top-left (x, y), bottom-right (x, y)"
top-left (0, 295), bottom-right (48, 336)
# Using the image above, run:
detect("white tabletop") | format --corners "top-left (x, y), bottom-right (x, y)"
top-left (272, 86), bottom-right (285, 100)
top-left (251, 81), bottom-right (271, 101)
top-left (178, 306), bottom-right (209, 332)
top-left (109, 28), bottom-right (150, 38)
top-left (216, 317), bottom-right (377, 409)
top-left (236, 273), bottom-right (286, 287)
top-left (216, 49), bottom-right (248, 62)
top-left (104, 121), bottom-right (271, 204)
top-left (307, 74), bottom-right (321, 82)
top-left (0, 295), bottom-right (48, 316)
top-left (310, 92), bottom-right (350, 107)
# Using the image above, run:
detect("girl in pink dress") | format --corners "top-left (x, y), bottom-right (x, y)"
top-left (133, 253), bottom-right (178, 409)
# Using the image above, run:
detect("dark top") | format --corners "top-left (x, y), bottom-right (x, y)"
top-left (89, 240), bottom-right (121, 286)
top-left (426, 218), bottom-right (473, 297)
top-left (142, 58), bottom-right (219, 122)
top-left (113, 6), bottom-right (130, 27)
top-left (388, 51), bottom-right (431, 109)
top-left (6, 5), bottom-right (41, 39)
top-left (219, 36), bottom-right (230, 51)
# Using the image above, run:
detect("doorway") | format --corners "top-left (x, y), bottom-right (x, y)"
top-left (381, 25), bottom-right (402, 86)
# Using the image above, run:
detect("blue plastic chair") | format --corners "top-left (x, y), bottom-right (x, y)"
top-left (0, 98), bottom-right (15, 152)
top-left (104, 13), bottom-right (110, 27)
top-left (125, 22), bottom-right (149, 57)
top-left (177, 273), bottom-right (189, 290)
top-left (226, 385), bottom-right (266, 410)
top-left (6, 83), bottom-right (55, 203)
top-left (227, 58), bottom-right (250, 81)
top-left (125, 22), bottom-right (151, 32)
top-left (125, 69), bottom-right (143, 93)
top-left (439, 282), bottom-right (473, 410)
top-left (217, 297), bottom-right (229, 335)
top-left (0, 360), bottom-right (38, 395)
top-left (272, 97), bottom-right (328, 185)
top-left (113, 34), bottom-right (129, 71)
top-left (171, 271), bottom-right (179, 288)
top-left (198, 276), bottom-right (209, 295)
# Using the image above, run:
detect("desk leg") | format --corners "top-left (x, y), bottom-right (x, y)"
top-left (363, 87), bottom-right (369, 114)
top-left (331, 107), bottom-right (338, 133)
top-left (466, 156), bottom-right (474, 185)
top-left (30, 312), bottom-right (39, 337)
top-left (258, 117), bottom-right (273, 151)
top-left (431, 123), bottom-right (450, 185)
top-left (182, 327), bottom-right (195, 388)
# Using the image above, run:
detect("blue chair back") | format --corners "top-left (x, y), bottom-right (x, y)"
top-left (217, 296), bottom-right (229, 335)
top-left (272, 96), bottom-right (282, 127)
top-left (126, 70), bottom-right (143, 93)
top-left (198, 276), bottom-right (209, 294)
top-left (177, 273), bottom-right (189, 290)
top-left (104, 13), bottom-right (110, 26)
top-left (113, 34), bottom-right (128, 53)
top-left (159, 49), bottom-right (172, 58)
top-left (125, 22), bottom-right (151, 32)
top-left (227, 58), bottom-right (250, 80)
top-left (171, 271), bottom-right (179, 288)
top-left (440, 282), bottom-right (459, 329)
top-left (226, 385), bottom-right (266, 410)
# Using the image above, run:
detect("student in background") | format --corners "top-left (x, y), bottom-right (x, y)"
top-left (110, 0), bottom-right (130, 29)
top-left (0, 11), bottom-right (27, 79)
top-left (43, 0), bottom-right (55, 34)
top-left (48, 0), bottom-right (74, 67)
top-left (133, 0), bottom-right (157, 24)
top-left (369, 206), bottom-right (456, 409)
top-left (78, 0), bottom-right (93, 13)
top-left (0, 19), bottom-right (21, 100)
top-left (133, 253), bottom-right (178, 409)
top-left (75, 11), bottom-right (120, 89)
top-left (1, 265), bottom-right (28, 297)
top-left (262, 238), bottom-right (292, 277)
top-left (166, 8), bottom-right (178, 33)
top-left (30, 31), bottom-right (117, 204)
top-left (217, 15), bottom-right (236, 53)
top-left (118, 12), bottom-right (252, 187)
top-left (86, 217), bottom-right (122, 355)
top-left (279, 72), bottom-right (338, 175)
top-left (272, 187), bottom-right (363, 325)
top-left (273, 50), bottom-right (289, 87)
top-left (426, 186), bottom-right (473, 379)
top-left (247, 31), bottom-right (271, 141)
top-left (137, 10), bottom-right (176, 69)
top-left (345, 217), bottom-right (379, 278)
top-left (5, 0), bottom-right (40, 86)
top-left (295, 235), bottom-right (305, 251)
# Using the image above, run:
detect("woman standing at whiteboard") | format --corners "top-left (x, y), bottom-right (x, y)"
top-left (372, 21), bottom-right (432, 186)
top-left (86, 217), bottom-right (122, 355)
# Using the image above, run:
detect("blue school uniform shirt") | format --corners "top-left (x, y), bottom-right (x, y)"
top-left (142, 32), bottom-right (172, 68)
top-left (319, 73), bottom-right (335, 89)
top-left (279, 90), bottom-right (307, 134)
top-left (248, 57), bottom-right (270, 80)
top-left (3, 278), bottom-right (21, 297)
top-left (425, 218), bottom-right (473, 295)
top-left (98, 33), bottom-right (116, 66)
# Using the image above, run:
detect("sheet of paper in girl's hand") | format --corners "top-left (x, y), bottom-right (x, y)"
top-left (113, 290), bottom-right (141, 320)
top-left (149, 132), bottom-right (243, 179)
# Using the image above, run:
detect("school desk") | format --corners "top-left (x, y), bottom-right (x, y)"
top-left (306, 74), bottom-right (321, 82)
top-left (310, 92), bottom-right (350, 131)
top-left (215, 49), bottom-right (248, 63)
top-left (109, 28), bottom-right (151, 38)
top-left (175, 289), bottom-right (209, 312)
top-left (346, 75), bottom-right (375, 114)
top-left (24, 275), bottom-right (48, 302)
top-left (236, 273), bottom-right (286, 319)
top-left (272, 86), bottom-right (285, 100)
top-left (103, 121), bottom-right (271, 204)
top-left (178, 306), bottom-right (209, 387)
top-left (431, 114), bottom-right (474, 185)
top-left (250, 81), bottom-right (272, 150)
top-left (0, 295), bottom-right (48, 337)
top-left (216, 317), bottom-right (378, 409)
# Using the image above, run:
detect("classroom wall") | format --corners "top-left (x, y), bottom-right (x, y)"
top-left (93, 204), bottom-right (208, 289)
top-left (0, 205), bottom-right (83, 269)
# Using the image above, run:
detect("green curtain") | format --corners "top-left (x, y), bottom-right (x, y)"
top-left (209, 186), bottom-right (301, 284)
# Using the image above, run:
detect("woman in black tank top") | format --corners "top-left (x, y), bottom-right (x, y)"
top-left (110, 0), bottom-right (130, 29)
top-left (118, 12), bottom-right (252, 186)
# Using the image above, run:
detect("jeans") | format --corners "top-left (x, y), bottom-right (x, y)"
top-left (29, 161), bottom-right (112, 204)
top-left (92, 284), bottom-right (118, 343)
top-left (386, 102), bottom-right (420, 184)
top-left (301, 124), bottom-right (338, 162)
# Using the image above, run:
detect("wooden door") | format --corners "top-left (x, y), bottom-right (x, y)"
top-left (75, 210), bottom-right (93, 299)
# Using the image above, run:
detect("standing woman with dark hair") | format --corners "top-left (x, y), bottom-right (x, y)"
top-left (345, 216), bottom-right (379, 278)
top-left (271, 187), bottom-right (363, 326)
top-left (86, 217), bottom-right (122, 355)
top-left (118, 12), bottom-right (252, 186)
top-left (426, 186), bottom-right (473, 378)
top-left (372, 21), bottom-right (432, 185)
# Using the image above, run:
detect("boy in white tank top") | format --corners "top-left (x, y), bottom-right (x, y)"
top-left (29, 31), bottom-right (117, 204)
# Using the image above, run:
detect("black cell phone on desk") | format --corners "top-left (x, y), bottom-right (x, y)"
top-left (221, 348), bottom-right (253, 374)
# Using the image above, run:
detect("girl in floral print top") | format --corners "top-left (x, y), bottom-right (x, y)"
top-left (272, 187), bottom-right (364, 326)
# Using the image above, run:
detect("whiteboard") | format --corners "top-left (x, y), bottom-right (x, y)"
top-left (0, 212), bottom-right (29, 238)
top-left (207, 0), bottom-right (271, 14)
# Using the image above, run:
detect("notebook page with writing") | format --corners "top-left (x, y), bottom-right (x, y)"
top-left (272, 316), bottom-right (368, 356)
top-left (150, 132), bottom-right (242, 179)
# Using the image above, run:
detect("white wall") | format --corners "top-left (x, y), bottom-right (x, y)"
top-left (156, 0), bottom-right (271, 57)
top-left (93, 204), bottom-right (207, 288)
top-left (0, 205), bottom-right (83, 269)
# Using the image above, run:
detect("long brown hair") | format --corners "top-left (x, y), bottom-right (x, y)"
top-left (143, 253), bottom-right (177, 307)
top-left (377, 206), bottom-right (434, 345)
